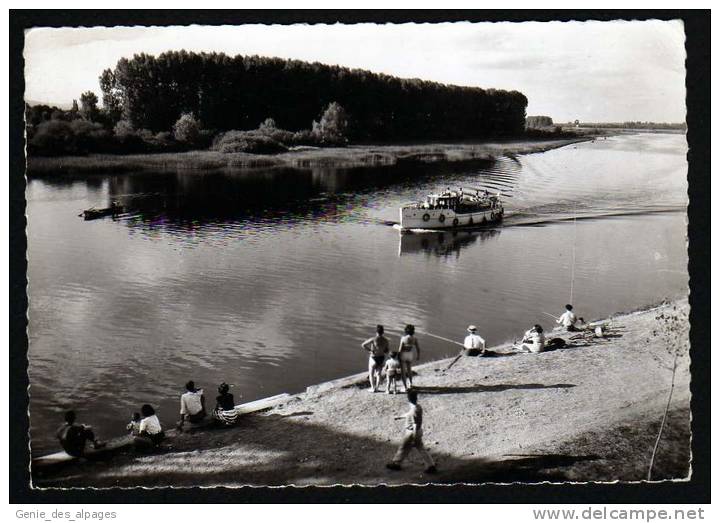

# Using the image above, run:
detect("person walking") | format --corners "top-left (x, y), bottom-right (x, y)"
top-left (386, 390), bottom-right (436, 473)
top-left (398, 324), bottom-right (420, 390)
top-left (361, 325), bottom-right (390, 392)
top-left (463, 325), bottom-right (486, 356)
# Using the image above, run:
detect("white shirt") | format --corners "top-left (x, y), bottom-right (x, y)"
top-left (524, 330), bottom-right (546, 353)
top-left (558, 311), bottom-right (577, 328)
top-left (180, 389), bottom-right (204, 416)
top-left (139, 414), bottom-right (162, 435)
top-left (464, 333), bottom-right (485, 350)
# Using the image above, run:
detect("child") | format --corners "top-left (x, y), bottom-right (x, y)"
top-left (126, 412), bottom-right (141, 436)
top-left (384, 352), bottom-right (402, 394)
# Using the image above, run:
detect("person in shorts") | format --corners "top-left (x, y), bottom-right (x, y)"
top-left (177, 380), bottom-right (206, 429)
top-left (361, 325), bottom-right (390, 392)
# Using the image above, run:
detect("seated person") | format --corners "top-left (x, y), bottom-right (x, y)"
top-left (557, 304), bottom-right (579, 331)
top-left (178, 380), bottom-right (206, 429)
top-left (56, 410), bottom-right (105, 457)
top-left (212, 382), bottom-right (240, 426)
top-left (463, 325), bottom-right (486, 356)
top-left (126, 412), bottom-right (141, 436)
top-left (515, 324), bottom-right (546, 353)
top-left (135, 404), bottom-right (165, 448)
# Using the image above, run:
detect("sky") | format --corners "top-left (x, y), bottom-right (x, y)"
top-left (24, 20), bottom-right (687, 123)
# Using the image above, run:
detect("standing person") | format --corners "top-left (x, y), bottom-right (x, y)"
top-left (134, 404), bottom-right (165, 449)
top-left (361, 325), bottom-right (390, 392)
top-left (55, 411), bottom-right (105, 457)
top-left (463, 325), bottom-right (486, 356)
top-left (398, 324), bottom-right (420, 390)
top-left (384, 352), bottom-right (402, 394)
top-left (386, 390), bottom-right (436, 473)
top-left (178, 380), bottom-right (206, 429)
top-left (213, 382), bottom-right (240, 426)
top-left (557, 304), bottom-right (579, 332)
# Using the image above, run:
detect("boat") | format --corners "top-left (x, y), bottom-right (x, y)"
top-left (81, 201), bottom-right (124, 220)
top-left (399, 188), bottom-right (504, 230)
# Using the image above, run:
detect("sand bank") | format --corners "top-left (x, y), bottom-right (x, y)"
top-left (32, 299), bottom-right (690, 488)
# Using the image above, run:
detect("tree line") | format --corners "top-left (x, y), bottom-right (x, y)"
top-left (101, 51), bottom-right (527, 140)
top-left (26, 50), bottom-right (529, 156)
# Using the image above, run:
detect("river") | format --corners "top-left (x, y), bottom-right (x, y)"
top-left (26, 132), bottom-right (688, 454)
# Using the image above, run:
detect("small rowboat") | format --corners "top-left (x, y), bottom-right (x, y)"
top-left (399, 188), bottom-right (504, 231)
top-left (81, 202), bottom-right (124, 220)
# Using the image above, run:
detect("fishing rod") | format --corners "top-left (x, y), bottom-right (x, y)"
top-left (542, 312), bottom-right (560, 320)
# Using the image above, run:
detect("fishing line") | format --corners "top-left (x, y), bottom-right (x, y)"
top-left (569, 201), bottom-right (578, 304)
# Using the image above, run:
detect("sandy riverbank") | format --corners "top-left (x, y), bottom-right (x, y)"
top-left (26, 137), bottom-right (592, 176)
top-left (32, 299), bottom-right (690, 488)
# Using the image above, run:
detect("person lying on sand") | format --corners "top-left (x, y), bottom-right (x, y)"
top-left (386, 390), bottom-right (436, 474)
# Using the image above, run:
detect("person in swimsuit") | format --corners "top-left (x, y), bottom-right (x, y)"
top-left (361, 325), bottom-right (390, 392)
top-left (398, 324), bottom-right (420, 390)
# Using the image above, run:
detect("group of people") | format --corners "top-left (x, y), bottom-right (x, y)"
top-left (362, 303), bottom-right (584, 473)
top-left (362, 324), bottom-right (421, 394)
top-left (56, 380), bottom-right (241, 457)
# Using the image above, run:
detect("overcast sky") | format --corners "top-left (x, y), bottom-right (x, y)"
top-left (24, 20), bottom-right (686, 122)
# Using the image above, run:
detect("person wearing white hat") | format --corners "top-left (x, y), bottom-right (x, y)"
top-left (463, 325), bottom-right (486, 356)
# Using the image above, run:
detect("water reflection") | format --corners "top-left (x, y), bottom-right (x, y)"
top-left (398, 228), bottom-right (501, 258)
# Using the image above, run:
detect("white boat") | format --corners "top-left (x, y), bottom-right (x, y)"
top-left (399, 188), bottom-right (504, 230)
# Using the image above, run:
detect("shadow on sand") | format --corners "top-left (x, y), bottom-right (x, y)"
top-left (414, 383), bottom-right (576, 394)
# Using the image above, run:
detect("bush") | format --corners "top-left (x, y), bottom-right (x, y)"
top-left (173, 113), bottom-right (201, 144)
top-left (212, 130), bottom-right (289, 154)
top-left (29, 119), bottom-right (110, 156)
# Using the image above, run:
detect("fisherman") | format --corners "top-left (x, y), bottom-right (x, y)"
top-left (463, 325), bottom-right (486, 356)
top-left (386, 390), bottom-right (437, 473)
top-left (557, 304), bottom-right (580, 332)
top-left (515, 324), bottom-right (546, 353)
top-left (56, 410), bottom-right (105, 457)
top-left (177, 380), bottom-right (206, 429)
top-left (361, 325), bottom-right (390, 393)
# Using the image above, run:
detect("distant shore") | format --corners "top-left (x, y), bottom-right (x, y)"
top-left (26, 137), bottom-right (594, 176)
top-left (33, 298), bottom-right (690, 488)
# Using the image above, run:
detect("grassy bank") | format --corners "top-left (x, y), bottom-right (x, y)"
top-left (33, 299), bottom-right (690, 488)
top-left (26, 137), bottom-right (592, 176)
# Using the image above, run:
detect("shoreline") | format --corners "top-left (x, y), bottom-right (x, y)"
top-left (32, 298), bottom-right (690, 488)
top-left (26, 137), bottom-right (593, 176)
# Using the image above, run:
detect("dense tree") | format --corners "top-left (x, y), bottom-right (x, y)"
top-left (526, 115), bottom-right (554, 129)
top-left (100, 51), bottom-right (528, 141)
top-left (79, 91), bottom-right (100, 121)
top-left (312, 102), bottom-right (348, 144)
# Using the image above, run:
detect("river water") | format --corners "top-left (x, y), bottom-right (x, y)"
top-left (26, 133), bottom-right (688, 454)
